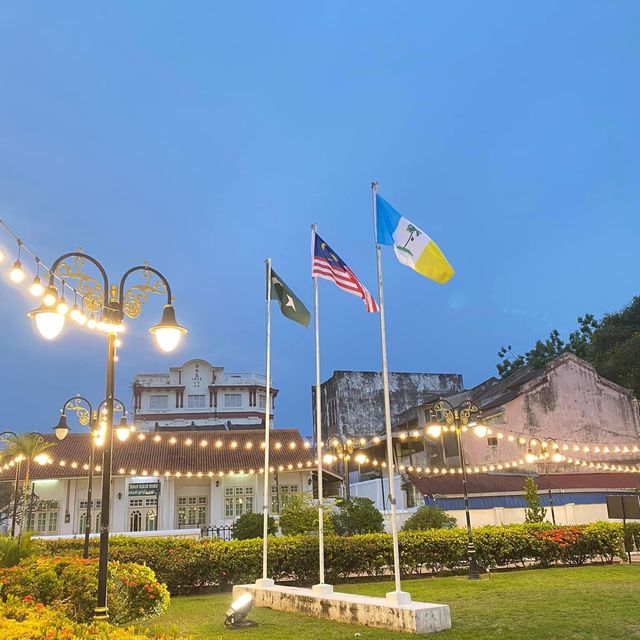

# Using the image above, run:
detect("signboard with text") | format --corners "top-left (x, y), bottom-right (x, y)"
top-left (128, 482), bottom-right (161, 497)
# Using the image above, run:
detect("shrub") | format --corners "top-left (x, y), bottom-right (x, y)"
top-left (279, 493), bottom-right (334, 536)
top-left (0, 595), bottom-right (185, 640)
top-left (402, 506), bottom-right (457, 531)
top-left (0, 532), bottom-right (34, 567)
top-left (524, 477), bottom-right (547, 523)
top-left (32, 523), bottom-right (625, 592)
top-left (232, 512), bottom-right (277, 540)
top-left (0, 556), bottom-right (169, 623)
top-left (331, 497), bottom-right (385, 536)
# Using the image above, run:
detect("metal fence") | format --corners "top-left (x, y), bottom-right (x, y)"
top-left (199, 524), bottom-right (235, 540)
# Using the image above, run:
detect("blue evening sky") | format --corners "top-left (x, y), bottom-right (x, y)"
top-left (0, 2), bottom-right (638, 435)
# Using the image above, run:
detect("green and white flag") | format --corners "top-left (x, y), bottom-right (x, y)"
top-left (268, 266), bottom-right (310, 327)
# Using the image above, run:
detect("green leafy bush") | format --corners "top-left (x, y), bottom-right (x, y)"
top-left (0, 532), bottom-right (34, 567)
top-left (331, 497), bottom-right (384, 535)
top-left (33, 523), bottom-right (625, 593)
top-left (0, 595), bottom-right (186, 640)
top-left (279, 493), bottom-right (334, 536)
top-left (402, 506), bottom-right (457, 531)
top-left (232, 512), bottom-right (277, 540)
top-left (524, 476), bottom-right (547, 523)
top-left (0, 556), bottom-right (169, 623)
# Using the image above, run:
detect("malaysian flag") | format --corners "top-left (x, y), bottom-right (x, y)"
top-left (312, 231), bottom-right (379, 313)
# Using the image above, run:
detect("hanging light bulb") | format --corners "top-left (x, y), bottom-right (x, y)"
top-left (9, 260), bottom-right (24, 283)
top-left (30, 276), bottom-right (43, 296)
top-left (55, 279), bottom-right (69, 315)
top-left (0, 247), bottom-right (4, 263)
top-left (9, 240), bottom-right (25, 282)
top-left (57, 297), bottom-right (69, 315)
top-left (29, 258), bottom-right (44, 296)
top-left (525, 452), bottom-right (537, 464)
top-left (87, 314), bottom-right (97, 329)
top-left (43, 283), bottom-right (58, 307)
top-left (473, 424), bottom-right (488, 438)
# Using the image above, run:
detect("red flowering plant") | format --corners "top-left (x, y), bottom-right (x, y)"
top-left (0, 556), bottom-right (169, 624)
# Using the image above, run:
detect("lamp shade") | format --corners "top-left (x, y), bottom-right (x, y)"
top-left (53, 414), bottom-right (70, 441)
top-left (149, 304), bottom-right (187, 352)
top-left (28, 303), bottom-right (65, 340)
top-left (115, 416), bottom-right (130, 442)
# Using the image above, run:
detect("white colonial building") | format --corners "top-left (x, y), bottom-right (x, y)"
top-left (133, 359), bottom-right (277, 431)
top-left (2, 428), bottom-right (317, 537)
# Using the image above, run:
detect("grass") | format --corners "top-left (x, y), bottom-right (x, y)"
top-left (143, 565), bottom-right (640, 639)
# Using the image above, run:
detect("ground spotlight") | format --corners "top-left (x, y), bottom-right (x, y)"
top-left (224, 592), bottom-right (257, 629)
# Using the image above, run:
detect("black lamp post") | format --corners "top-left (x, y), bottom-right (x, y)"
top-left (527, 436), bottom-right (561, 525)
top-left (53, 395), bottom-right (128, 558)
top-left (426, 399), bottom-right (485, 580)
top-left (28, 251), bottom-right (186, 620)
top-left (326, 435), bottom-right (356, 500)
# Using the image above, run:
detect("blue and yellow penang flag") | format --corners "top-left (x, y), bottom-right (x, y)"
top-left (375, 194), bottom-right (454, 284)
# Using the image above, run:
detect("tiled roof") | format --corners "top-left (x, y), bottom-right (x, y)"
top-left (412, 472), bottom-right (640, 496)
top-left (0, 429), bottom-right (315, 480)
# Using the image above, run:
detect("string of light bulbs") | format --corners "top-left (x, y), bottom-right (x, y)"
top-left (0, 218), bottom-right (126, 334)
top-left (324, 425), bottom-right (640, 457)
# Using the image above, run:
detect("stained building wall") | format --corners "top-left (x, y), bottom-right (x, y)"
top-left (313, 370), bottom-right (464, 440)
top-left (462, 354), bottom-right (640, 468)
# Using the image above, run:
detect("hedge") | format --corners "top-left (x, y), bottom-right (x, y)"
top-left (34, 522), bottom-right (625, 594)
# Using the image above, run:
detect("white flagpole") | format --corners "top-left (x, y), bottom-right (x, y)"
top-left (311, 224), bottom-right (331, 593)
top-left (256, 258), bottom-right (274, 588)
top-left (372, 181), bottom-right (410, 604)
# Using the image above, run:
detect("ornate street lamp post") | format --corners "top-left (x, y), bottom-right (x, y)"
top-left (27, 251), bottom-right (186, 620)
top-left (526, 436), bottom-right (562, 525)
top-left (326, 435), bottom-right (356, 500)
top-left (53, 395), bottom-right (128, 558)
top-left (426, 399), bottom-right (486, 580)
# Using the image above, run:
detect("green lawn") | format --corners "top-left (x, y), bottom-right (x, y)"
top-left (144, 565), bottom-right (640, 639)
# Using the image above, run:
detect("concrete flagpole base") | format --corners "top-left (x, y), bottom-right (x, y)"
top-left (254, 578), bottom-right (275, 588)
top-left (233, 583), bottom-right (451, 634)
top-left (311, 583), bottom-right (334, 595)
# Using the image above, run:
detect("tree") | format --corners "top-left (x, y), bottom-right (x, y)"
top-left (331, 497), bottom-right (384, 536)
top-left (496, 297), bottom-right (640, 399)
top-left (232, 512), bottom-right (277, 540)
top-left (523, 476), bottom-right (547, 523)
top-left (401, 506), bottom-right (457, 531)
top-left (278, 493), bottom-right (334, 536)
top-left (2, 433), bottom-right (56, 533)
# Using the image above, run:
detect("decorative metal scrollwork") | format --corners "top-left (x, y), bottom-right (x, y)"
top-left (433, 399), bottom-right (479, 427)
top-left (55, 251), bottom-right (104, 313)
top-left (65, 398), bottom-right (91, 426)
top-left (122, 267), bottom-right (167, 319)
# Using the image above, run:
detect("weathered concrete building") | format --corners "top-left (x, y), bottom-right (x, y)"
top-left (313, 370), bottom-right (464, 440)
top-left (462, 352), bottom-right (640, 467)
top-left (363, 353), bottom-right (640, 474)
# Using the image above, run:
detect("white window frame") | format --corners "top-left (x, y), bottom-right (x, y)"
top-left (224, 393), bottom-right (242, 408)
top-left (271, 484), bottom-right (298, 514)
top-left (224, 486), bottom-right (254, 518)
top-left (150, 395), bottom-right (169, 410)
top-left (187, 394), bottom-right (206, 409)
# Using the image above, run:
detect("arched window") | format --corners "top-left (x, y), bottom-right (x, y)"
top-left (78, 512), bottom-right (87, 534)
top-left (129, 510), bottom-right (142, 532)
top-left (145, 510), bottom-right (157, 532)
top-left (95, 512), bottom-right (101, 532)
